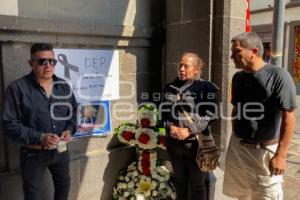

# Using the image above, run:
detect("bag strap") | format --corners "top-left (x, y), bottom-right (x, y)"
top-left (181, 108), bottom-right (194, 125)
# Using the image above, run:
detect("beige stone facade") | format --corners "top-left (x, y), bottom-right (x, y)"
top-left (0, 0), bottom-right (247, 199)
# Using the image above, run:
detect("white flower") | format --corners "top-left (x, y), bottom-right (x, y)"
top-left (117, 125), bottom-right (137, 145)
top-left (144, 190), bottom-right (151, 197)
top-left (159, 182), bottom-right (166, 189)
top-left (121, 183), bottom-right (127, 189)
top-left (128, 181), bottom-right (135, 189)
top-left (119, 175), bottom-right (125, 181)
top-left (117, 183), bottom-right (123, 190)
top-left (151, 180), bottom-right (157, 189)
top-left (123, 192), bottom-right (130, 198)
top-left (135, 178), bottom-right (155, 198)
top-left (128, 162), bottom-right (137, 171)
top-left (152, 190), bottom-right (158, 197)
top-left (149, 152), bottom-right (157, 172)
top-left (138, 109), bottom-right (157, 127)
top-left (125, 176), bottom-right (130, 182)
top-left (152, 165), bottom-right (170, 182)
top-left (132, 170), bottom-right (139, 177)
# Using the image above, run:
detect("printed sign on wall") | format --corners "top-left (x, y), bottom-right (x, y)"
top-left (54, 49), bottom-right (119, 102)
top-left (53, 49), bottom-right (119, 137)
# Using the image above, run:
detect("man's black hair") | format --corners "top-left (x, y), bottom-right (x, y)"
top-left (30, 43), bottom-right (53, 55)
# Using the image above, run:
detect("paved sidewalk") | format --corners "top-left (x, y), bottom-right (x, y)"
top-left (213, 132), bottom-right (300, 200)
top-left (284, 132), bottom-right (300, 199)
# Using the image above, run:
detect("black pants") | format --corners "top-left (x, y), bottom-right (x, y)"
top-left (166, 138), bottom-right (207, 200)
top-left (20, 148), bottom-right (70, 200)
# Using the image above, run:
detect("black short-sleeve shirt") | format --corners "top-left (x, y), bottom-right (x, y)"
top-left (231, 64), bottom-right (297, 141)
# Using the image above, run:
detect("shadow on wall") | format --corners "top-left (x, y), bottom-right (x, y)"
top-left (100, 136), bottom-right (136, 200)
top-left (100, 1), bottom-right (166, 199)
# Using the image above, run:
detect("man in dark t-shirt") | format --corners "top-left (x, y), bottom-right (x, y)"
top-left (232, 63), bottom-right (296, 142)
top-left (223, 32), bottom-right (296, 200)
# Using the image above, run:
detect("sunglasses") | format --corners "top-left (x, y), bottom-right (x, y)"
top-left (32, 58), bottom-right (57, 66)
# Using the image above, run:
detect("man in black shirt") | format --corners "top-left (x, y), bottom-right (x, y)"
top-left (223, 32), bottom-right (297, 200)
top-left (2, 43), bottom-right (77, 200)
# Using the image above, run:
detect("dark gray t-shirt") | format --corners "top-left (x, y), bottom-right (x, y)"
top-left (232, 64), bottom-right (297, 141)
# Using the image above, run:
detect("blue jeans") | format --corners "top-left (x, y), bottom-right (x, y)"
top-left (20, 148), bottom-right (70, 200)
top-left (166, 137), bottom-right (207, 200)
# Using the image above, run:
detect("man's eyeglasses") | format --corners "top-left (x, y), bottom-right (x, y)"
top-left (32, 58), bottom-right (57, 66)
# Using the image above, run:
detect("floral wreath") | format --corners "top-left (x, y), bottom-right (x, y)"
top-left (113, 104), bottom-right (176, 200)
top-left (138, 150), bottom-right (157, 176)
top-left (138, 104), bottom-right (158, 128)
top-left (115, 123), bottom-right (137, 145)
top-left (135, 127), bottom-right (158, 149)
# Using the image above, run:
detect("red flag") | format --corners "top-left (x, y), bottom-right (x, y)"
top-left (246, 0), bottom-right (251, 32)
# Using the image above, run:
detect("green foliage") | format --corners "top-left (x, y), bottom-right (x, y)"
top-left (114, 122), bottom-right (138, 135)
top-left (138, 104), bottom-right (157, 112)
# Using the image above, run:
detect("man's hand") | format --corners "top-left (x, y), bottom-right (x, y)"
top-left (269, 154), bottom-right (286, 176)
top-left (41, 133), bottom-right (60, 148)
top-left (269, 110), bottom-right (295, 176)
top-left (60, 130), bottom-right (72, 143)
top-left (177, 128), bottom-right (190, 140)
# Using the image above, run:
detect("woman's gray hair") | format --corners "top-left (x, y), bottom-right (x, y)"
top-left (181, 52), bottom-right (205, 69)
top-left (231, 32), bottom-right (264, 57)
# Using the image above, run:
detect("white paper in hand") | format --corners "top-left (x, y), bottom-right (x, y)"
top-left (57, 141), bottom-right (67, 153)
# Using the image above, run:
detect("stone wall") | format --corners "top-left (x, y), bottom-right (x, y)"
top-left (165, 0), bottom-right (213, 83)
top-left (0, 0), bottom-right (252, 199)
top-left (211, 0), bottom-right (247, 166)
top-left (165, 0), bottom-right (246, 160)
top-left (0, 0), bottom-right (165, 199)
top-left (165, 0), bottom-right (245, 198)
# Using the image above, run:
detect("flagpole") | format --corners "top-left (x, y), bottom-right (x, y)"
top-left (246, 0), bottom-right (251, 32)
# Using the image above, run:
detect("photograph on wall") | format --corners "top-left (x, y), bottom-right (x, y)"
top-left (74, 101), bottom-right (111, 137)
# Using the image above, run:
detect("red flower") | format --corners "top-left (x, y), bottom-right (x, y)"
top-left (142, 167), bottom-right (151, 176)
top-left (141, 159), bottom-right (150, 167)
top-left (140, 150), bottom-right (151, 176)
top-left (138, 133), bottom-right (150, 144)
top-left (141, 151), bottom-right (150, 160)
top-left (159, 136), bottom-right (166, 146)
top-left (121, 131), bottom-right (135, 141)
top-left (140, 118), bottom-right (150, 128)
top-left (141, 159), bottom-right (151, 176)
